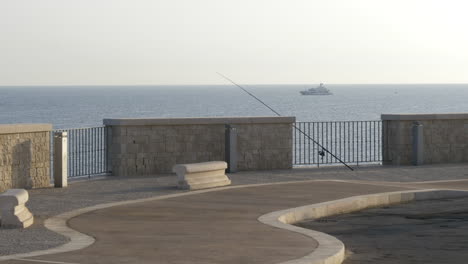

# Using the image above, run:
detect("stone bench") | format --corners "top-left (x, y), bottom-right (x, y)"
top-left (173, 161), bottom-right (231, 190)
top-left (0, 189), bottom-right (34, 228)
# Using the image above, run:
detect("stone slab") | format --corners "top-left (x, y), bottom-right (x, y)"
top-left (103, 116), bottom-right (296, 126)
top-left (173, 161), bottom-right (227, 174)
top-left (382, 113), bottom-right (468, 120)
top-left (0, 124), bottom-right (52, 135)
top-left (173, 161), bottom-right (231, 190)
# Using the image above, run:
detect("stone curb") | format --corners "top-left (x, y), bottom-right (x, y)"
top-left (258, 189), bottom-right (468, 264)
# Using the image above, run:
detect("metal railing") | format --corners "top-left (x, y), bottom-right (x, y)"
top-left (293, 121), bottom-right (382, 166)
top-left (51, 126), bottom-right (110, 178)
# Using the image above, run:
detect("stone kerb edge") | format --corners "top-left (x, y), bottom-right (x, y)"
top-left (103, 116), bottom-right (296, 126)
top-left (258, 189), bottom-right (468, 264)
top-left (0, 124), bottom-right (52, 135)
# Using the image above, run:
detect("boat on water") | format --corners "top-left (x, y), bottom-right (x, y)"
top-left (300, 83), bottom-right (332, 95)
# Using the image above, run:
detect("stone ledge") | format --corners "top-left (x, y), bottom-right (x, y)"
top-left (382, 113), bottom-right (468, 121)
top-left (0, 124), bottom-right (52, 135)
top-left (103, 116), bottom-right (295, 126)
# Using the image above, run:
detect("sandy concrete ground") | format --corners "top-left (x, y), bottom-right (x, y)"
top-left (1, 164), bottom-right (467, 263)
top-left (2, 181), bottom-right (408, 264)
top-left (297, 196), bottom-right (468, 264)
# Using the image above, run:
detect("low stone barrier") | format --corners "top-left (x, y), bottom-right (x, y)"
top-left (0, 124), bottom-right (52, 192)
top-left (382, 113), bottom-right (468, 165)
top-left (173, 161), bottom-right (231, 190)
top-left (104, 116), bottom-right (294, 176)
top-left (0, 189), bottom-right (34, 228)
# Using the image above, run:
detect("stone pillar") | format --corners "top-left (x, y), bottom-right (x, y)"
top-left (53, 131), bottom-right (68, 187)
top-left (412, 122), bottom-right (424, 165)
top-left (0, 189), bottom-right (34, 229)
top-left (225, 124), bottom-right (238, 173)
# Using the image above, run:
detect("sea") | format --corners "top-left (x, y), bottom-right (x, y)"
top-left (1, 84), bottom-right (467, 129)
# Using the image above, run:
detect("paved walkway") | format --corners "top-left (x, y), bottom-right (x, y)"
top-left (1, 164), bottom-right (468, 263)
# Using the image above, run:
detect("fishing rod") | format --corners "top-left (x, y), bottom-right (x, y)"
top-left (217, 72), bottom-right (354, 171)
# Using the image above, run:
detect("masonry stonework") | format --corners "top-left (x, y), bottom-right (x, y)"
top-left (104, 117), bottom-right (294, 176)
top-left (0, 124), bottom-right (52, 192)
top-left (382, 114), bottom-right (468, 165)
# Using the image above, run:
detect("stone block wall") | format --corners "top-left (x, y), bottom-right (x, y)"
top-left (104, 117), bottom-right (294, 176)
top-left (0, 124), bottom-right (52, 192)
top-left (382, 114), bottom-right (468, 165)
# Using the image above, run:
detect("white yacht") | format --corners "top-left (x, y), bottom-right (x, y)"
top-left (300, 83), bottom-right (332, 95)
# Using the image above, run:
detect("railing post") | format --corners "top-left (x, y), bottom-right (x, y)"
top-left (53, 131), bottom-right (68, 187)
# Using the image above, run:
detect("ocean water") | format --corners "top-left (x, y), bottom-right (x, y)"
top-left (0, 84), bottom-right (467, 129)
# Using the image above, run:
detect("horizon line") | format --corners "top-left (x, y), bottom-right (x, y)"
top-left (1, 82), bottom-right (468, 87)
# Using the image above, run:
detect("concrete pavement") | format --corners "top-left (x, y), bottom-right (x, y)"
top-left (1, 164), bottom-right (468, 263)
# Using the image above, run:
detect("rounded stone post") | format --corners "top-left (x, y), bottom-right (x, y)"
top-left (412, 122), bottom-right (424, 166)
top-left (53, 131), bottom-right (68, 187)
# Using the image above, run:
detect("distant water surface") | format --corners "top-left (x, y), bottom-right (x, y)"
top-left (0, 84), bottom-right (467, 129)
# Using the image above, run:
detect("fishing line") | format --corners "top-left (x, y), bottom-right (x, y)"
top-left (217, 72), bottom-right (354, 171)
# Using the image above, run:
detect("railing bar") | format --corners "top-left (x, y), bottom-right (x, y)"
top-left (85, 128), bottom-right (88, 175)
top-left (78, 129), bottom-right (81, 177)
top-left (81, 129), bottom-right (85, 177)
top-left (87, 128), bottom-right (91, 176)
top-left (90, 128), bottom-right (93, 175)
top-left (301, 123), bottom-right (306, 163)
top-left (368, 122), bottom-right (371, 161)
top-left (100, 127), bottom-right (102, 173)
top-left (350, 122), bottom-right (353, 163)
top-left (315, 122), bottom-right (318, 165)
top-left (93, 127), bottom-right (96, 174)
top-left (379, 121), bottom-right (382, 162)
top-left (312, 123), bottom-right (315, 166)
top-left (80, 129), bottom-right (83, 177)
top-left (334, 122), bottom-right (337, 163)
top-left (365, 121), bottom-right (367, 162)
top-left (75, 129), bottom-right (78, 177)
top-left (104, 126), bottom-right (107, 172)
top-left (372, 121), bottom-right (375, 161)
top-left (325, 122), bottom-right (328, 164)
top-left (96, 127), bottom-right (99, 174)
top-left (298, 123), bottom-right (301, 163)
top-left (68, 130), bottom-right (71, 177)
top-left (306, 123), bottom-right (309, 164)
top-left (319, 122), bottom-right (322, 166)
top-left (72, 129), bottom-right (75, 177)
top-left (361, 121), bottom-right (364, 163)
top-left (294, 123), bottom-right (297, 164)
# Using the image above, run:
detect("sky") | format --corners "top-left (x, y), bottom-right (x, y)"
top-left (1, 0), bottom-right (468, 85)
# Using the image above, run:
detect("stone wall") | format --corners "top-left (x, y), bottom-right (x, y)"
top-left (104, 117), bottom-right (294, 176)
top-left (0, 124), bottom-right (52, 192)
top-left (382, 113), bottom-right (468, 165)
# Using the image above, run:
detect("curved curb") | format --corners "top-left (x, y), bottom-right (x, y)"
top-left (0, 179), bottom-right (341, 261)
top-left (258, 189), bottom-right (468, 264)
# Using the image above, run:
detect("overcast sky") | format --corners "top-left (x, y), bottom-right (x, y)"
top-left (1, 0), bottom-right (467, 85)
